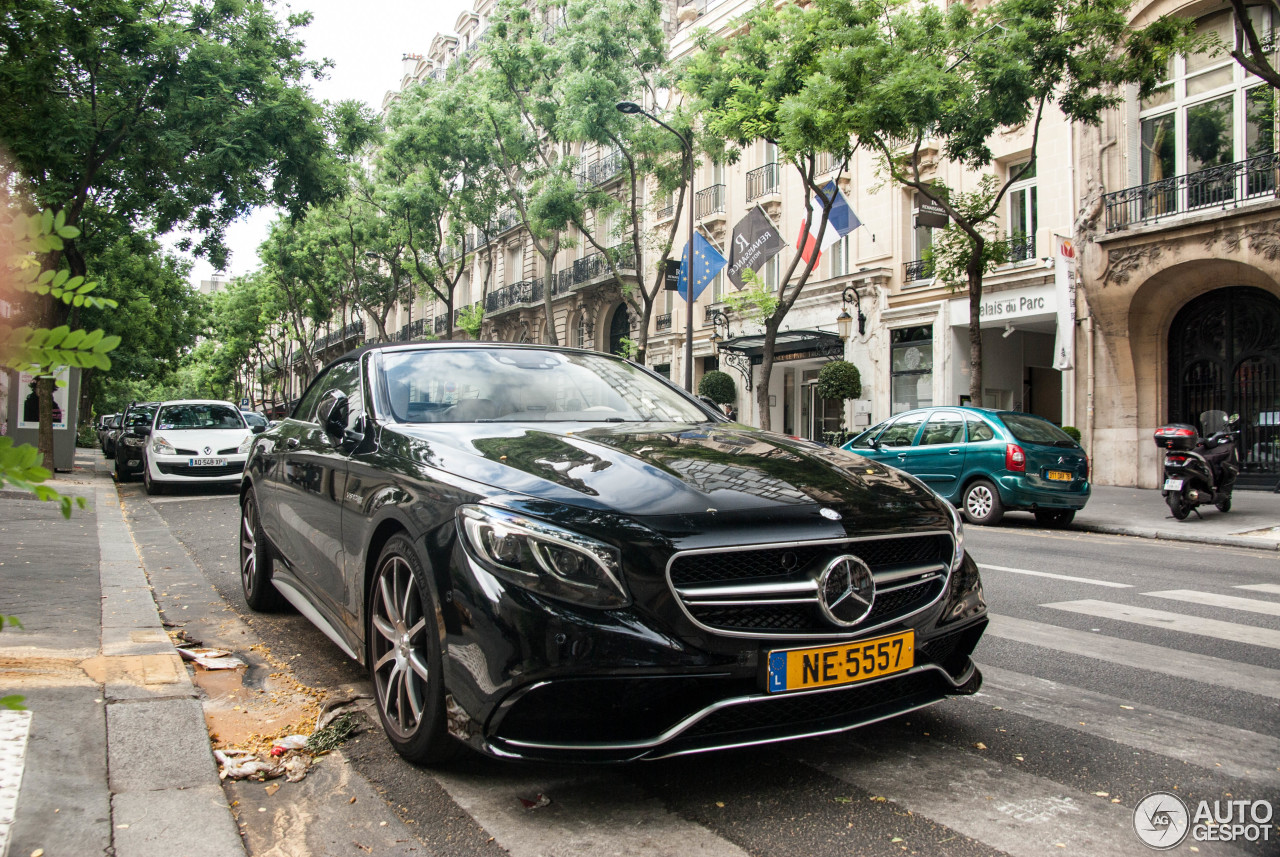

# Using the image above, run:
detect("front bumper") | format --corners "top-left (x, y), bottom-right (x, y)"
top-left (148, 453), bottom-right (247, 483)
top-left (439, 534), bottom-right (988, 762)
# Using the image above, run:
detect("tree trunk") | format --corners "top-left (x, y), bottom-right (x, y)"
top-left (966, 246), bottom-right (986, 404)
top-left (540, 247), bottom-right (559, 345)
top-left (755, 317), bottom-right (781, 432)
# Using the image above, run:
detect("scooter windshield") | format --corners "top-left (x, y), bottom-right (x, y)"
top-left (1200, 410), bottom-right (1229, 435)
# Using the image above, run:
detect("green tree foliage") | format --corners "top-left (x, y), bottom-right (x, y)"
top-left (1, 204), bottom-right (118, 513)
top-left (789, 0), bottom-right (1193, 402)
top-left (682, 0), bottom-right (858, 429)
top-left (698, 369), bottom-right (736, 405)
top-left (817, 360), bottom-right (862, 402)
top-left (1226, 0), bottom-right (1280, 91)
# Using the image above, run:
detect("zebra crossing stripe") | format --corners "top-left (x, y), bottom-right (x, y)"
top-left (984, 614), bottom-right (1280, 700)
top-left (798, 732), bottom-right (1140, 857)
top-left (1042, 600), bottom-right (1280, 650)
top-left (977, 564), bottom-right (1133, 588)
top-left (431, 767), bottom-right (751, 857)
top-left (1143, 589), bottom-right (1280, 617)
top-left (1236, 583), bottom-right (1280, 596)
top-left (0, 710), bottom-right (33, 857)
top-left (974, 664), bottom-right (1280, 789)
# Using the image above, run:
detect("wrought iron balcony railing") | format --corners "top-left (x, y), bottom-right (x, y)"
top-left (1104, 151), bottom-right (1280, 233)
top-left (904, 258), bottom-right (933, 282)
top-left (485, 279), bottom-right (543, 313)
top-left (586, 149), bottom-right (625, 185)
top-left (314, 319), bottom-right (365, 351)
top-left (1007, 233), bottom-right (1035, 263)
top-left (397, 317), bottom-right (431, 342)
top-left (656, 313), bottom-right (672, 332)
top-left (655, 201), bottom-right (674, 220)
top-left (746, 163), bottom-right (780, 202)
top-left (695, 184), bottom-right (726, 219)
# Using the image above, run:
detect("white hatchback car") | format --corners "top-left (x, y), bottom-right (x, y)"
top-left (142, 399), bottom-right (261, 494)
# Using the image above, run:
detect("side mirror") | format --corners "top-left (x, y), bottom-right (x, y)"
top-left (316, 389), bottom-right (349, 443)
top-left (134, 426), bottom-right (151, 437)
top-left (251, 424), bottom-right (267, 435)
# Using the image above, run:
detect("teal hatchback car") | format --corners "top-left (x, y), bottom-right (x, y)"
top-left (841, 407), bottom-right (1090, 526)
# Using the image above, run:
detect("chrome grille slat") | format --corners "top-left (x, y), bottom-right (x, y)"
top-left (666, 532), bottom-right (953, 638)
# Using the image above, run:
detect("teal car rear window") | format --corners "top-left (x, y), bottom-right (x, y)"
top-left (1000, 413), bottom-right (1076, 445)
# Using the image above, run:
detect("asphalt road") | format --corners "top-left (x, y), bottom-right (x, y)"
top-left (122, 483), bottom-right (1280, 857)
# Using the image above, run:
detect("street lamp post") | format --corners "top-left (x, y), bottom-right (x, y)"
top-left (616, 100), bottom-right (696, 392)
top-left (837, 284), bottom-right (867, 341)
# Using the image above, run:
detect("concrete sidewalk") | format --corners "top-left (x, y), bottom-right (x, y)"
top-left (0, 449), bottom-right (244, 857)
top-left (1071, 484), bottom-right (1280, 550)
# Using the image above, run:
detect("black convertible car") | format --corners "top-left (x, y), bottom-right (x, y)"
top-left (239, 342), bottom-right (987, 763)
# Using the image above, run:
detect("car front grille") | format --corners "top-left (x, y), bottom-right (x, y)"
top-left (157, 462), bottom-right (245, 478)
top-left (667, 533), bottom-right (952, 638)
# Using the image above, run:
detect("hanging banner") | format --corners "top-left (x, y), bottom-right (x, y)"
top-left (1052, 235), bottom-right (1077, 371)
top-left (726, 206), bottom-right (785, 289)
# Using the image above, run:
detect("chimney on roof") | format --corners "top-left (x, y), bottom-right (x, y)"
top-left (401, 52), bottom-right (423, 78)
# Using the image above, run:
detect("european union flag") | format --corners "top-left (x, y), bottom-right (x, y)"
top-left (677, 231), bottom-right (727, 302)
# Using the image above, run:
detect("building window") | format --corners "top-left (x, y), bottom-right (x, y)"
top-left (1007, 161), bottom-right (1037, 262)
top-left (762, 254), bottom-right (781, 291)
top-left (911, 192), bottom-right (934, 267)
top-left (1138, 8), bottom-right (1277, 193)
top-left (830, 233), bottom-right (852, 278)
top-left (890, 326), bottom-right (934, 414)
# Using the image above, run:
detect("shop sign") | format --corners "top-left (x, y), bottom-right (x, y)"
top-left (915, 199), bottom-right (949, 229)
top-left (949, 283), bottom-right (1056, 327)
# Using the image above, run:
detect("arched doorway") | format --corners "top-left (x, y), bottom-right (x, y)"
top-left (608, 304), bottom-right (631, 357)
top-left (1168, 286), bottom-right (1280, 479)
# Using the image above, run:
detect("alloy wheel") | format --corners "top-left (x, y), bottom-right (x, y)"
top-left (240, 497), bottom-right (259, 595)
top-left (371, 555), bottom-right (431, 738)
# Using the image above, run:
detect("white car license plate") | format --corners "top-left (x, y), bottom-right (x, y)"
top-left (1163, 478), bottom-right (1183, 491)
top-left (189, 457), bottom-right (226, 467)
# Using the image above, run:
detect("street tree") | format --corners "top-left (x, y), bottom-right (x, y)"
top-left (797, 0), bottom-right (1193, 403)
top-left (1225, 0), bottom-right (1280, 91)
top-left (0, 0), bottom-right (339, 455)
top-left (682, 0), bottom-right (858, 429)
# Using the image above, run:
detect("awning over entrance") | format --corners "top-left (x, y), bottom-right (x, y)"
top-left (717, 329), bottom-right (844, 364)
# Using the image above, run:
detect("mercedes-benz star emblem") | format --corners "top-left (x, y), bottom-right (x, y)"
top-left (817, 555), bottom-right (875, 627)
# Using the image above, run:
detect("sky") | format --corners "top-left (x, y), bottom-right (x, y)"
top-left (180, 0), bottom-right (468, 289)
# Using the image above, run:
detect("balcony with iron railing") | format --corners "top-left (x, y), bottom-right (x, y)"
top-left (695, 184), bottom-right (726, 219)
top-left (490, 208), bottom-right (520, 235)
top-left (1007, 233), bottom-right (1035, 263)
top-left (485, 278), bottom-right (544, 314)
top-left (314, 318), bottom-right (365, 351)
top-left (746, 163), bottom-right (780, 202)
top-left (904, 258), bottom-right (934, 283)
top-left (1104, 152), bottom-right (1280, 233)
top-left (656, 313), bottom-right (672, 332)
top-left (584, 149), bottom-right (625, 185)
top-left (655, 200), bottom-right (674, 221)
top-left (397, 317), bottom-right (431, 341)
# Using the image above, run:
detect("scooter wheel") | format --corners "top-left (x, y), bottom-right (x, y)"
top-left (1215, 496), bottom-right (1231, 513)
top-left (1166, 491), bottom-right (1190, 520)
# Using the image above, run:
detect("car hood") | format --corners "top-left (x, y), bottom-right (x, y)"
top-left (384, 422), bottom-right (951, 532)
top-left (151, 427), bottom-right (250, 454)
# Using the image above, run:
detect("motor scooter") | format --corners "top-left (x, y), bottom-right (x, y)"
top-left (1154, 410), bottom-right (1240, 520)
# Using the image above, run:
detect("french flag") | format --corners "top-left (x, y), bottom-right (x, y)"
top-left (797, 181), bottom-right (861, 266)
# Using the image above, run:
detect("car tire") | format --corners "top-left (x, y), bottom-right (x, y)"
top-left (240, 491), bottom-right (286, 612)
top-left (368, 534), bottom-right (462, 765)
top-left (961, 479), bottom-right (1005, 526)
top-left (115, 454), bottom-right (130, 483)
top-left (143, 459), bottom-right (164, 495)
top-left (1033, 509), bottom-right (1075, 528)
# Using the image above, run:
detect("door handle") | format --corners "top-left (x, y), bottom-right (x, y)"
top-left (949, 449), bottom-right (960, 455)
top-left (897, 452), bottom-right (907, 459)
top-left (286, 437), bottom-right (300, 449)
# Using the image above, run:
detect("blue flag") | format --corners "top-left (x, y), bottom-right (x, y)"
top-left (677, 231), bottom-right (727, 302)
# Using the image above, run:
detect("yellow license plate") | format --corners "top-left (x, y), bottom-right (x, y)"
top-left (1046, 470), bottom-right (1073, 481)
top-left (767, 630), bottom-right (914, 693)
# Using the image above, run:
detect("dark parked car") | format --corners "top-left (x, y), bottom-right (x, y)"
top-left (100, 413), bottom-right (122, 459)
top-left (114, 401), bottom-right (159, 482)
top-left (842, 406), bottom-right (1089, 527)
top-left (240, 342), bottom-right (986, 763)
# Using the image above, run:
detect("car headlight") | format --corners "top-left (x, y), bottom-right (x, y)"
top-left (237, 434), bottom-right (255, 454)
top-left (458, 505), bottom-right (629, 609)
top-left (123, 434), bottom-right (145, 446)
top-left (151, 435), bottom-right (175, 455)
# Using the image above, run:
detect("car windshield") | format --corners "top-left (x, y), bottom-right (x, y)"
top-left (242, 412), bottom-right (268, 428)
top-left (381, 348), bottom-right (709, 424)
top-left (125, 405), bottom-right (157, 427)
top-left (156, 403), bottom-right (245, 430)
top-left (999, 413), bottom-right (1076, 446)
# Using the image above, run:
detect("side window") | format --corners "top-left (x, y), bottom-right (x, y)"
top-left (919, 411), bottom-right (965, 445)
top-left (966, 417), bottom-right (995, 442)
top-left (878, 413), bottom-right (926, 447)
top-left (293, 370), bottom-right (336, 424)
top-left (325, 360), bottom-right (364, 432)
top-left (848, 419), bottom-right (890, 449)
